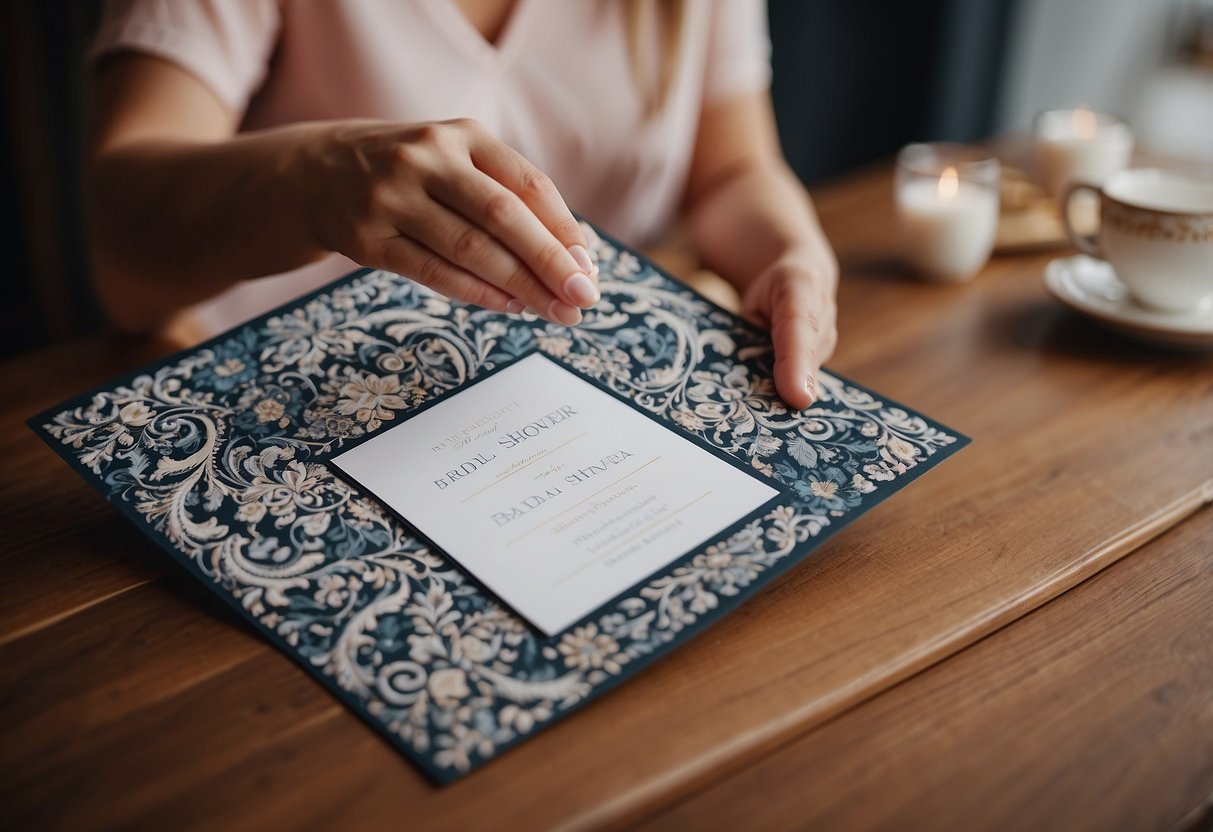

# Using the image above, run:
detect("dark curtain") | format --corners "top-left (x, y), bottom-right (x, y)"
top-left (1, 2), bottom-right (105, 358)
top-left (769, 0), bottom-right (1017, 185)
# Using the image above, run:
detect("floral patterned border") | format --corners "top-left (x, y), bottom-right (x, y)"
top-left (31, 226), bottom-right (967, 783)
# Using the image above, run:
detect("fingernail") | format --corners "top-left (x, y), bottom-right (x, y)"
top-left (568, 244), bottom-right (594, 274)
top-left (563, 273), bottom-right (600, 307)
top-left (806, 376), bottom-right (817, 399)
top-left (547, 299), bottom-right (583, 326)
top-left (506, 299), bottom-right (527, 315)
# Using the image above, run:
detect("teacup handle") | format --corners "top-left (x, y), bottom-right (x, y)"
top-left (1062, 181), bottom-right (1102, 257)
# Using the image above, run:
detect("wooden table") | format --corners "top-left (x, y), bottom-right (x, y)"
top-left (2, 166), bottom-right (1211, 831)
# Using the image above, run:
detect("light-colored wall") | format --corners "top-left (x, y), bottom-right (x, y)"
top-left (995, 0), bottom-right (1175, 133)
top-left (996, 0), bottom-right (1213, 161)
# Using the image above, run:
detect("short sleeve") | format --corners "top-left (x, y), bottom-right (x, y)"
top-left (87, 0), bottom-right (281, 115)
top-left (703, 0), bottom-right (773, 102)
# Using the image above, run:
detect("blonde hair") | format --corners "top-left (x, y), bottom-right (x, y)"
top-left (623, 0), bottom-right (688, 117)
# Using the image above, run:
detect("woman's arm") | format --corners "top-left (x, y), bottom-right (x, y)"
top-left (87, 53), bottom-right (320, 331)
top-left (86, 54), bottom-right (598, 333)
top-left (683, 90), bottom-right (838, 409)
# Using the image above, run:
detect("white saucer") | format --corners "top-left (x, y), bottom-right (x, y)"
top-left (1043, 254), bottom-right (1213, 349)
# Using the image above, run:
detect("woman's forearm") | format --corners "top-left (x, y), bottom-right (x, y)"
top-left (685, 158), bottom-right (836, 292)
top-left (683, 147), bottom-right (840, 407)
top-left (86, 123), bottom-right (328, 332)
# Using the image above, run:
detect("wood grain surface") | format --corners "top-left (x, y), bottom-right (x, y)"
top-left (635, 505), bottom-right (1213, 832)
top-left (1, 165), bottom-right (1211, 831)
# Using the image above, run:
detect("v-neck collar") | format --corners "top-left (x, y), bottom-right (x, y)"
top-left (420, 0), bottom-right (536, 70)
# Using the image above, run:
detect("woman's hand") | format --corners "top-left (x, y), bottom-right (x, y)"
top-left (741, 253), bottom-right (838, 410)
top-left (683, 89), bottom-right (840, 411)
top-left (87, 56), bottom-right (600, 333)
top-left (295, 118), bottom-right (598, 326)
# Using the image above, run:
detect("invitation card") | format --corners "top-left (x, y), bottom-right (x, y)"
top-left (30, 224), bottom-right (967, 782)
top-left (332, 352), bottom-right (782, 635)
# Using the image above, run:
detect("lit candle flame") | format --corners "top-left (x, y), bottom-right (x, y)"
top-left (938, 166), bottom-right (959, 201)
top-left (1072, 106), bottom-right (1097, 140)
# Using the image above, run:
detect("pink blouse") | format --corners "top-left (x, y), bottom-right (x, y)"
top-left (90, 0), bottom-right (772, 337)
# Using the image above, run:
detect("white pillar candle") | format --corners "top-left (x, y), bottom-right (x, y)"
top-left (896, 166), bottom-right (1000, 282)
top-left (1035, 107), bottom-right (1133, 198)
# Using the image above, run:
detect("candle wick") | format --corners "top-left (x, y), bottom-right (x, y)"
top-left (1073, 107), bottom-right (1097, 140)
top-left (938, 166), bottom-right (959, 200)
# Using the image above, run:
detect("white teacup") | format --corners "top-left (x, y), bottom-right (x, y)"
top-left (1063, 168), bottom-right (1213, 313)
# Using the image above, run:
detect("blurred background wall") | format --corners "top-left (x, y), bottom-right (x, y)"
top-left (2, 0), bottom-right (1212, 359)
top-left (1, 3), bottom-right (105, 358)
top-left (768, 0), bottom-right (1016, 183)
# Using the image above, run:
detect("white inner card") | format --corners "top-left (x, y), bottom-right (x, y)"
top-left (331, 352), bottom-right (780, 635)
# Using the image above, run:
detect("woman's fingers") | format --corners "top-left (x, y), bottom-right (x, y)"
top-left (770, 283), bottom-right (822, 410)
top-left (817, 315), bottom-right (838, 365)
top-left (430, 169), bottom-right (597, 312)
top-left (467, 128), bottom-right (597, 278)
top-left (756, 267), bottom-right (836, 410)
top-left (315, 119), bottom-right (596, 323)
top-left (423, 124), bottom-right (596, 307)
top-left (398, 198), bottom-right (582, 325)
top-left (371, 234), bottom-right (515, 313)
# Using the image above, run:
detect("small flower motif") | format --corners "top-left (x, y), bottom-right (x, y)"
top-left (315, 574), bottom-right (349, 607)
top-left (195, 332), bottom-right (260, 391)
top-left (279, 461), bottom-right (325, 495)
top-left (213, 357), bottom-right (247, 378)
top-left (117, 401), bottom-right (153, 427)
top-left (754, 433), bottom-right (783, 457)
top-left (536, 334), bottom-right (572, 357)
top-left (851, 473), bottom-right (876, 494)
top-left (796, 467), bottom-right (863, 513)
top-left (320, 415), bottom-right (360, 439)
top-left (231, 383), bottom-right (305, 438)
top-left (336, 371), bottom-right (419, 430)
top-left (428, 667), bottom-right (471, 707)
top-left (557, 623), bottom-right (625, 673)
top-left (457, 635), bottom-right (493, 663)
top-left (672, 410), bottom-right (706, 431)
top-left (886, 436), bottom-right (919, 463)
top-left (499, 703), bottom-right (548, 734)
top-left (685, 365), bottom-right (765, 439)
top-left (253, 398), bottom-right (286, 424)
top-left (235, 501), bottom-right (267, 524)
top-left (433, 722), bottom-right (492, 772)
top-left (864, 462), bottom-right (895, 482)
top-left (688, 545), bottom-right (762, 594)
top-left (809, 479), bottom-right (838, 499)
top-left (571, 352), bottom-right (605, 375)
top-left (261, 302), bottom-right (361, 374)
top-left (613, 250), bottom-right (640, 277)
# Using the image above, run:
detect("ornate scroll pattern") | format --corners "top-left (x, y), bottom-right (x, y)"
top-left (39, 228), bottom-right (961, 779)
